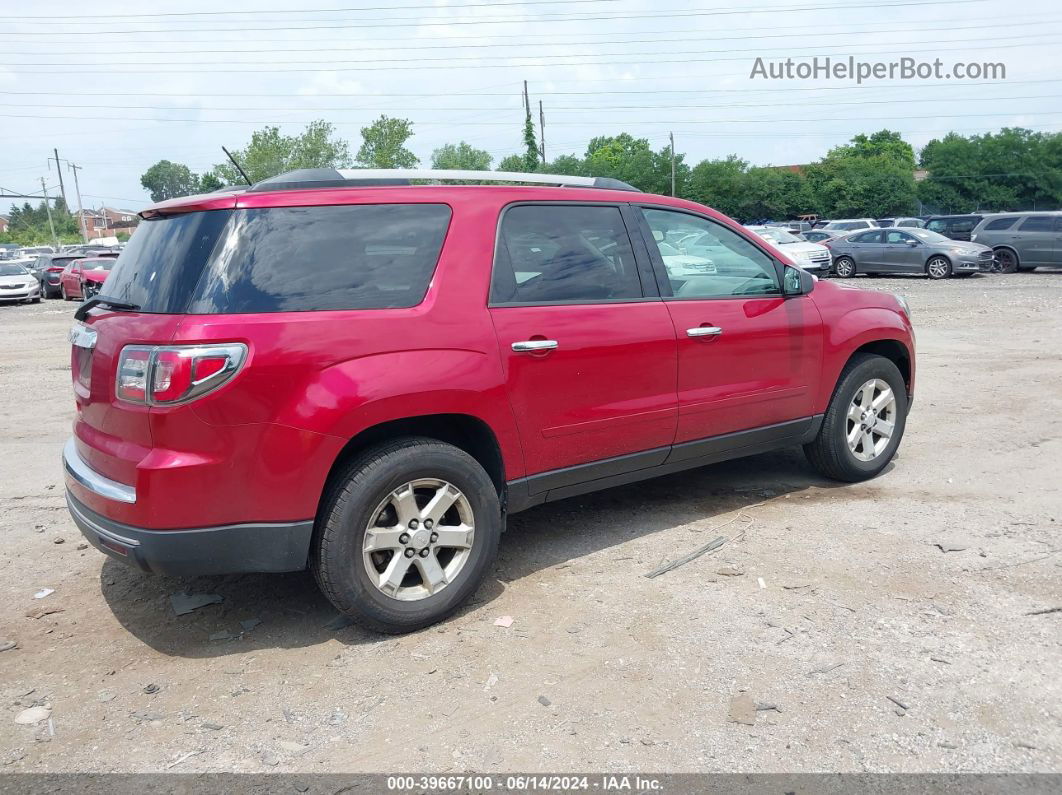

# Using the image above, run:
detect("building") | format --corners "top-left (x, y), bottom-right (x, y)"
top-left (75, 207), bottom-right (140, 238)
top-left (0, 214), bottom-right (8, 234)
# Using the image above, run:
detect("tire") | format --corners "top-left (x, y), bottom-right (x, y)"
top-left (312, 437), bottom-right (501, 634)
top-left (926, 256), bottom-right (951, 280)
top-left (994, 248), bottom-right (1019, 274)
top-left (39, 281), bottom-right (49, 300)
top-left (804, 353), bottom-right (908, 482)
top-left (60, 284), bottom-right (69, 301)
top-left (834, 256), bottom-right (856, 278)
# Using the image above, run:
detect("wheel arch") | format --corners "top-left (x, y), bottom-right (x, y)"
top-left (992, 245), bottom-right (1020, 264)
top-left (319, 413), bottom-right (508, 521)
top-left (848, 339), bottom-right (912, 396)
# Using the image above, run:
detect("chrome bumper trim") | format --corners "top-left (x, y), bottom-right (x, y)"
top-left (62, 437), bottom-right (137, 504)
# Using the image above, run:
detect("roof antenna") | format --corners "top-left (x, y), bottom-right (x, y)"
top-left (222, 146), bottom-right (252, 185)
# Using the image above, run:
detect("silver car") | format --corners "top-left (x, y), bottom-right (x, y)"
top-left (970, 211), bottom-right (1062, 273)
top-left (829, 227), bottom-right (994, 279)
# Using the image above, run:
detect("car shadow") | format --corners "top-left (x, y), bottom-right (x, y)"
top-left (99, 447), bottom-right (853, 657)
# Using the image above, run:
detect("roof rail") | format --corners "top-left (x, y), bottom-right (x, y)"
top-left (247, 167), bottom-right (640, 193)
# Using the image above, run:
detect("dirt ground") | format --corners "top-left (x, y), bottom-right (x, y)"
top-left (1, 272), bottom-right (1060, 775)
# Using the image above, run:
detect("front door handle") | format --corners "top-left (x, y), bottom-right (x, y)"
top-left (512, 339), bottom-right (559, 352)
top-left (686, 326), bottom-right (723, 338)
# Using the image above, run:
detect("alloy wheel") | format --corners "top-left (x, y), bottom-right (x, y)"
top-left (835, 257), bottom-right (855, 278)
top-left (846, 378), bottom-right (897, 462)
top-left (927, 257), bottom-right (950, 279)
top-left (994, 249), bottom-right (1018, 274)
top-left (361, 478), bottom-right (475, 602)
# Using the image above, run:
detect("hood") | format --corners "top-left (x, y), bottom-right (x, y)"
top-left (0, 273), bottom-right (33, 287)
top-left (777, 241), bottom-right (829, 256)
top-left (944, 242), bottom-right (991, 255)
top-left (82, 269), bottom-right (111, 283)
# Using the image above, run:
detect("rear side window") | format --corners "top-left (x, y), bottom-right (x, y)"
top-left (490, 204), bottom-right (643, 305)
top-left (983, 217), bottom-right (1018, 231)
top-left (190, 204), bottom-right (451, 313)
top-left (1018, 215), bottom-right (1054, 232)
top-left (950, 218), bottom-right (976, 234)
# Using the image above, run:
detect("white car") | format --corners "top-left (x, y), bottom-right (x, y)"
top-left (744, 226), bottom-right (832, 274)
top-left (657, 240), bottom-right (717, 276)
top-left (821, 218), bottom-right (879, 232)
top-left (0, 263), bottom-right (42, 304)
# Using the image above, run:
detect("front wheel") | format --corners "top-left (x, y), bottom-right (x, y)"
top-left (312, 437), bottom-right (501, 634)
top-left (926, 256), bottom-right (951, 280)
top-left (993, 248), bottom-right (1019, 274)
top-left (834, 256), bottom-right (856, 278)
top-left (804, 353), bottom-right (908, 482)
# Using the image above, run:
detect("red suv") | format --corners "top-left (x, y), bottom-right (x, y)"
top-left (64, 168), bottom-right (914, 633)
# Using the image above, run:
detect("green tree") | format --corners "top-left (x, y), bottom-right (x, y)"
top-left (522, 105), bottom-right (540, 171)
top-left (140, 160), bottom-right (202, 202)
top-left (213, 120), bottom-right (353, 184)
top-left (584, 133), bottom-right (686, 195)
top-left (804, 130), bottom-right (918, 218)
top-left (431, 141), bottom-right (492, 171)
top-left (687, 156), bottom-right (750, 218)
top-left (355, 115), bottom-right (417, 168)
top-left (198, 172), bottom-right (225, 192)
top-left (497, 153), bottom-right (527, 172)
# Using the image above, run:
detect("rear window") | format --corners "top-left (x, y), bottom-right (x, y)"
top-left (103, 204), bottom-right (451, 314)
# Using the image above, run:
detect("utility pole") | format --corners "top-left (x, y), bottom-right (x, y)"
top-left (40, 177), bottom-right (58, 249)
top-left (538, 100), bottom-right (546, 165)
top-left (669, 131), bottom-right (676, 197)
top-left (49, 148), bottom-right (69, 207)
top-left (522, 80), bottom-right (529, 114)
top-left (68, 162), bottom-right (89, 242)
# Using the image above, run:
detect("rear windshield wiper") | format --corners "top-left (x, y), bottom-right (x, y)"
top-left (74, 295), bottom-right (141, 322)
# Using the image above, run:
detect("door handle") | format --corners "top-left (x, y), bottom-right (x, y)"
top-left (686, 326), bottom-right (723, 338)
top-left (512, 339), bottom-right (558, 352)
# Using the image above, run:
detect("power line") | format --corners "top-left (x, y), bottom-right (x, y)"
top-left (7, 92), bottom-right (1060, 115)
top-left (4, 78), bottom-right (1050, 99)
top-left (0, 0), bottom-right (986, 36)
top-left (10, 29), bottom-right (1055, 69)
top-left (18, 38), bottom-right (1053, 75)
top-left (4, 12), bottom-right (1049, 53)
top-left (3, 109), bottom-right (1057, 126)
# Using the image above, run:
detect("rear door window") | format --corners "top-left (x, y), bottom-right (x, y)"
top-left (490, 204), bottom-right (644, 305)
top-left (190, 204), bottom-right (452, 313)
top-left (983, 217), bottom-right (1018, 231)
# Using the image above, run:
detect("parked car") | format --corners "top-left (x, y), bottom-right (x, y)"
top-left (876, 217), bottom-right (925, 229)
top-left (0, 262), bottom-right (41, 304)
top-left (821, 218), bottom-right (879, 232)
top-left (830, 227), bottom-right (993, 279)
top-left (59, 257), bottom-right (115, 300)
top-left (34, 251), bottom-right (118, 298)
top-left (970, 211), bottom-right (1062, 273)
top-left (745, 225), bottom-right (831, 274)
top-left (924, 214), bottom-right (982, 241)
top-left (64, 168), bottom-right (915, 633)
top-left (804, 229), bottom-right (843, 244)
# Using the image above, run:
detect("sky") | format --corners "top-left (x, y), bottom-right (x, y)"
top-left (1, 0), bottom-right (1060, 215)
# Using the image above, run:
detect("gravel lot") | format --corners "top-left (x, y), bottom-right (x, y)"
top-left (1, 272), bottom-right (1060, 774)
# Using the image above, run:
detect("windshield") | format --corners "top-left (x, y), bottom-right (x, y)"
top-left (908, 229), bottom-right (952, 244)
top-left (749, 227), bottom-right (801, 244)
top-left (0, 264), bottom-right (28, 276)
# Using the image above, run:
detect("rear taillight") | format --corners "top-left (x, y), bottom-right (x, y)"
top-left (116, 344), bottom-right (247, 405)
top-left (47, 266), bottom-right (64, 273)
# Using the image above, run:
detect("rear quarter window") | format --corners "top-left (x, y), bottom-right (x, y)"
top-left (189, 204), bottom-right (451, 313)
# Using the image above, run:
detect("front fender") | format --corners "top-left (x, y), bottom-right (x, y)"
top-left (816, 306), bottom-right (915, 412)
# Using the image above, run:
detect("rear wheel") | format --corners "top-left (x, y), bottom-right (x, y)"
top-left (834, 256), bottom-right (856, 278)
top-left (926, 256), bottom-right (951, 280)
top-left (804, 353), bottom-right (908, 482)
top-left (312, 437), bottom-right (501, 634)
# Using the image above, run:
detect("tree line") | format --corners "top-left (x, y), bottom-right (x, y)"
top-left (125, 117), bottom-right (1056, 223)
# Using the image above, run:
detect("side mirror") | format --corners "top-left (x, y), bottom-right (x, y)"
top-left (906, 239), bottom-right (919, 247)
top-left (783, 266), bottom-right (815, 296)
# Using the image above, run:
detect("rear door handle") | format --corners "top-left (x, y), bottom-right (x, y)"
top-left (686, 326), bottom-right (723, 338)
top-left (512, 339), bottom-right (558, 352)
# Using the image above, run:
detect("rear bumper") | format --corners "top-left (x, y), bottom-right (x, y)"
top-left (67, 491), bottom-right (313, 576)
